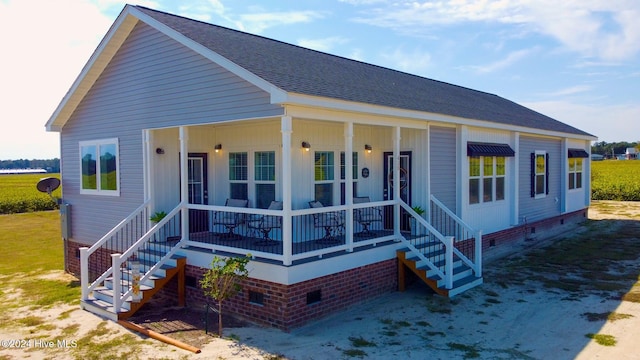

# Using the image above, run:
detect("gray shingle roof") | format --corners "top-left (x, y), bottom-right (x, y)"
top-left (136, 6), bottom-right (594, 137)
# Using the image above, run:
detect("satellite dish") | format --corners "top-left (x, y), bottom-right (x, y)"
top-left (37, 177), bottom-right (61, 196)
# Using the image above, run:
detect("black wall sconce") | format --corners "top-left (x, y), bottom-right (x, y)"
top-left (214, 144), bottom-right (222, 153)
top-left (155, 148), bottom-right (165, 155)
top-left (365, 144), bottom-right (372, 153)
top-left (301, 141), bottom-right (311, 151)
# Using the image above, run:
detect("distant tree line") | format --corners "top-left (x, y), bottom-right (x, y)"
top-left (0, 159), bottom-right (60, 173)
top-left (591, 141), bottom-right (639, 158)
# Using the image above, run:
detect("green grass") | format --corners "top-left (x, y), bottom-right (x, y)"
top-left (0, 211), bottom-right (62, 275)
top-left (586, 333), bottom-right (617, 346)
top-left (0, 173), bottom-right (61, 213)
top-left (592, 161), bottom-right (640, 200)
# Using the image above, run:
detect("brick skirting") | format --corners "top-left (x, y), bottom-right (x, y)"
top-left (66, 208), bottom-right (589, 330)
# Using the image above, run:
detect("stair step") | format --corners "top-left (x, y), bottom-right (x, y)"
top-left (81, 299), bottom-right (119, 321)
top-left (447, 275), bottom-right (484, 297)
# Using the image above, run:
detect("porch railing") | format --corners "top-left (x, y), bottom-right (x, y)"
top-left (80, 202), bottom-right (184, 312)
top-left (430, 195), bottom-right (482, 277)
top-left (80, 200), bottom-right (151, 302)
top-left (183, 201), bottom-right (396, 265)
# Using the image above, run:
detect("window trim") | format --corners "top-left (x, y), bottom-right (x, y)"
top-left (531, 151), bottom-right (549, 199)
top-left (79, 138), bottom-right (120, 196)
top-left (468, 155), bottom-right (506, 205)
top-left (568, 157), bottom-right (583, 190)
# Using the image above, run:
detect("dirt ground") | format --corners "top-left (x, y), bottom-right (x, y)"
top-left (1, 200), bottom-right (639, 359)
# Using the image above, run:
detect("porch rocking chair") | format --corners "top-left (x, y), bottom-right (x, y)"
top-left (247, 200), bottom-right (283, 246)
top-left (309, 201), bottom-right (345, 244)
top-left (353, 196), bottom-right (383, 237)
top-left (213, 198), bottom-right (249, 239)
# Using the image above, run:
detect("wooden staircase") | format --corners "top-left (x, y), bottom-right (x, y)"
top-left (397, 242), bottom-right (482, 297)
top-left (81, 244), bottom-right (186, 321)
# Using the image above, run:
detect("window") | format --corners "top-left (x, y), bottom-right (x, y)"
top-left (314, 151), bottom-right (334, 206)
top-left (568, 158), bottom-right (583, 190)
top-left (79, 138), bottom-right (119, 195)
top-left (568, 149), bottom-right (587, 190)
top-left (340, 152), bottom-right (358, 205)
top-left (229, 152), bottom-right (248, 199)
top-left (469, 156), bottom-right (506, 204)
top-left (531, 151), bottom-right (549, 198)
top-left (255, 151), bottom-right (275, 208)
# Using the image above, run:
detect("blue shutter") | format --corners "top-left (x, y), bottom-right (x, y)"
top-left (530, 153), bottom-right (535, 197)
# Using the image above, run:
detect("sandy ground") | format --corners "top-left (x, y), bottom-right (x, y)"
top-left (1, 200), bottom-right (639, 359)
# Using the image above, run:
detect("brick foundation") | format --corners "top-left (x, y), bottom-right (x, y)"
top-left (481, 208), bottom-right (588, 262)
top-left (66, 208), bottom-right (589, 330)
top-left (179, 259), bottom-right (398, 331)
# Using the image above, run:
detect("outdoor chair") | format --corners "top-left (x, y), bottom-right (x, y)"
top-left (353, 196), bottom-right (383, 237)
top-left (213, 198), bottom-right (249, 239)
top-left (309, 201), bottom-right (345, 243)
top-left (247, 200), bottom-right (283, 246)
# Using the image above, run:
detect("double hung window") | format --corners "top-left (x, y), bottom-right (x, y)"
top-left (314, 151), bottom-right (334, 206)
top-left (79, 138), bottom-right (119, 196)
top-left (469, 156), bottom-right (505, 204)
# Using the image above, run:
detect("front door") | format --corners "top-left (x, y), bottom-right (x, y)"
top-left (383, 151), bottom-right (411, 231)
top-left (188, 153), bottom-right (208, 233)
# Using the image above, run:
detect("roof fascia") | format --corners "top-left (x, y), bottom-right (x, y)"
top-left (281, 92), bottom-right (597, 142)
top-left (130, 7), bottom-right (287, 102)
top-left (45, 5), bottom-right (139, 132)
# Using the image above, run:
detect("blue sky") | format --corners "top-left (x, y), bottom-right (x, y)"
top-left (1, 0), bottom-right (638, 160)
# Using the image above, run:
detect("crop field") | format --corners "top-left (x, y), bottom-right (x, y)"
top-left (592, 160), bottom-right (640, 201)
top-left (0, 173), bottom-right (61, 214)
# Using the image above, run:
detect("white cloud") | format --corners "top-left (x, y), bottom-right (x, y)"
top-left (238, 11), bottom-right (325, 34)
top-left (466, 48), bottom-right (538, 74)
top-left (0, 0), bottom-right (113, 160)
top-left (380, 47), bottom-right (432, 76)
top-left (297, 36), bottom-right (349, 53)
top-left (523, 100), bottom-right (640, 142)
top-left (349, 0), bottom-right (640, 62)
top-left (544, 85), bottom-right (593, 97)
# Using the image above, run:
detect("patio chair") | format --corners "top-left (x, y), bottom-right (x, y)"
top-left (247, 201), bottom-right (283, 246)
top-left (309, 201), bottom-right (345, 243)
top-left (353, 196), bottom-right (382, 237)
top-left (213, 198), bottom-right (249, 239)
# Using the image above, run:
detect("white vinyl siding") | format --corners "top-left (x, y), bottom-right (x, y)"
top-left (60, 21), bottom-right (282, 245)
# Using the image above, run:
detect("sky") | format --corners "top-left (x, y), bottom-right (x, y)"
top-left (1, 0), bottom-right (639, 160)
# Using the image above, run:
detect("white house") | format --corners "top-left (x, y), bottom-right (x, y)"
top-left (45, 5), bottom-right (596, 330)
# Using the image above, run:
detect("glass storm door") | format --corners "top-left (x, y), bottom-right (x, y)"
top-left (188, 153), bottom-right (208, 233)
top-left (383, 152), bottom-right (411, 231)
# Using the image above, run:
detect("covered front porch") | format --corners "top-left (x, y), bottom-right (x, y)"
top-left (79, 113), bottom-right (482, 320)
top-left (144, 112), bottom-right (433, 265)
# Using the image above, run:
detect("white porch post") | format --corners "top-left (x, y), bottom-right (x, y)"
top-left (281, 116), bottom-right (293, 266)
top-left (144, 129), bottom-right (154, 218)
top-left (393, 126), bottom-right (401, 238)
top-left (179, 126), bottom-right (189, 241)
top-left (111, 253), bottom-right (122, 313)
top-left (80, 247), bottom-right (89, 301)
top-left (345, 122), bottom-right (354, 252)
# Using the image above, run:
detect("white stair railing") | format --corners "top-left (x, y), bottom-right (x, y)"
top-left (430, 195), bottom-right (482, 277)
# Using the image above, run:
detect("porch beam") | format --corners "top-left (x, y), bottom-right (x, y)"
top-left (179, 127), bottom-right (189, 241)
top-left (281, 116), bottom-right (293, 266)
top-left (393, 126), bottom-right (401, 239)
top-left (345, 122), bottom-right (354, 252)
